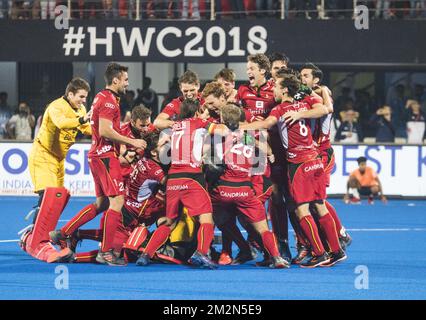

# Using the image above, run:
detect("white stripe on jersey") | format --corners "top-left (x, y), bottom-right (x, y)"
top-left (192, 128), bottom-right (207, 164)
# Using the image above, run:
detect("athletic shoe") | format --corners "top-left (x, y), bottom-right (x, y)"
top-left (300, 252), bottom-right (331, 268)
top-left (339, 231), bottom-right (353, 251)
top-left (368, 195), bottom-right (375, 205)
top-left (231, 249), bottom-right (256, 265)
top-left (96, 250), bottom-right (127, 266)
top-left (188, 251), bottom-right (218, 269)
top-left (350, 196), bottom-right (361, 204)
top-left (255, 257), bottom-right (272, 267)
top-left (218, 252), bottom-right (232, 265)
top-left (321, 249), bottom-right (347, 267)
top-left (269, 256), bottom-right (290, 269)
top-left (47, 248), bottom-right (75, 263)
top-left (278, 239), bottom-right (292, 264)
top-left (291, 244), bottom-right (310, 265)
top-left (136, 252), bottom-right (150, 266)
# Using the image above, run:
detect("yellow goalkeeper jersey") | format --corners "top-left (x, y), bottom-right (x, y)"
top-left (35, 96), bottom-right (92, 160)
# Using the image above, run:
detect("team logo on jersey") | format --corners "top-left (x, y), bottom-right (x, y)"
top-left (96, 145), bottom-right (112, 155)
top-left (256, 101), bottom-right (264, 109)
top-left (220, 191), bottom-right (249, 198)
top-left (304, 162), bottom-right (324, 172)
top-left (105, 103), bottom-right (116, 109)
top-left (167, 185), bottom-right (189, 191)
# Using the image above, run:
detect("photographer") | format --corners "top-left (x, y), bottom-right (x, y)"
top-left (369, 105), bottom-right (395, 143)
top-left (6, 102), bottom-right (35, 141)
top-left (335, 104), bottom-right (363, 143)
top-left (405, 99), bottom-right (425, 144)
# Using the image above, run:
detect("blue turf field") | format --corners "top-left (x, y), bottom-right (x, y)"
top-left (0, 197), bottom-right (426, 300)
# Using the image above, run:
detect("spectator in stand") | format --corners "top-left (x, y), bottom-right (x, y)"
top-left (335, 104), bottom-right (363, 143)
top-left (0, 0), bottom-right (9, 18)
top-left (0, 92), bottom-right (12, 139)
top-left (336, 0), bottom-right (353, 18)
top-left (40, 0), bottom-right (56, 19)
top-left (389, 84), bottom-right (408, 137)
top-left (6, 102), bottom-right (35, 140)
top-left (413, 84), bottom-right (426, 113)
top-left (354, 89), bottom-right (374, 136)
top-left (229, 0), bottom-right (246, 18)
top-left (405, 99), bottom-right (425, 143)
top-left (295, 0), bottom-right (317, 19)
top-left (161, 77), bottom-right (180, 109)
top-left (410, 0), bottom-right (425, 18)
top-left (334, 87), bottom-right (353, 119)
top-left (369, 105), bottom-right (395, 142)
top-left (135, 77), bottom-right (159, 115)
top-left (375, 0), bottom-right (391, 19)
top-left (255, 0), bottom-right (274, 18)
top-left (120, 90), bottom-right (136, 118)
top-left (344, 156), bottom-right (387, 205)
top-left (182, 0), bottom-right (200, 19)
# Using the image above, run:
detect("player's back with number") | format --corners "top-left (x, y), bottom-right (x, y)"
top-left (271, 100), bottom-right (318, 163)
top-left (169, 117), bottom-right (211, 175)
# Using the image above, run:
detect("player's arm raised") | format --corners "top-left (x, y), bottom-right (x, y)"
top-left (153, 112), bottom-right (175, 130)
top-left (99, 117), bottom-right (147, 150)
top-left (240, 116), bottom-right (278, 131)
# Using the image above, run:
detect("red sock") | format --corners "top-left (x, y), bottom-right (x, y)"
top-left (325, 200), bottom-right (343, 235)
top-left (299, 215), bottom-right (325, 256)
top-left (197, 223), bottom-right (214, 255)
top-left (144, 225), bottom-right (171, 258)
top-left (61, 204), bottom-right (98, 236)
top-left (75, 250), bottom-right (99, 263)
top-left (318, 213), bottom-right (341, 253)
top-left (78, 229), bottom-right (103, 241)
top-left (100, 209), bottom-right (122, 252)
top-left (260, 230), bottom-right (280, 258)
top-left (289, 210), bottom-right (310, 247)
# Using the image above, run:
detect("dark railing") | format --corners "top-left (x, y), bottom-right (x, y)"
top-left (0, 0), bottom-right (425, 21)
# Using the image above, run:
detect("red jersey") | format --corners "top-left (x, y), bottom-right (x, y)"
top-left (168, 117), bottom-right (214, 175)
top-left (236, 81), bottom-right (277, 118)
top-left (88, 89), bottom-right (121, 158)
top-left (220, 130), bottom-right (256, 183)
top-left (124, 157), bottom-right (165, 216)
top-left (161, 94), bottom-right (205, 120)
top-left (269, 96), bottom-right (322, 163)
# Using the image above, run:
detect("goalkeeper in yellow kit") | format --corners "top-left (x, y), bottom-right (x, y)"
top-left (28, 77), bottom-right (92, 207)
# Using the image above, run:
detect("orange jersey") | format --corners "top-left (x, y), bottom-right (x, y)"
top-left (350, 166), bottom-right (379, 187)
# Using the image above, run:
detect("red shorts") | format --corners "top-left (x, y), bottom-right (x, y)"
top-left (211, 180), bottom-right (267, 223)
top-left (89, 156), bottom-right (124, 197)
top-left (251, 175), bottom-right (273, 204)
top-left (166, 173), bottom-right (213, 220)
top-left (320, 147), bottom-right (335, 188)
top-left (288, 158), bottom-right (326, 205)
top-left (124, 196), bottom-right (165, 226)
